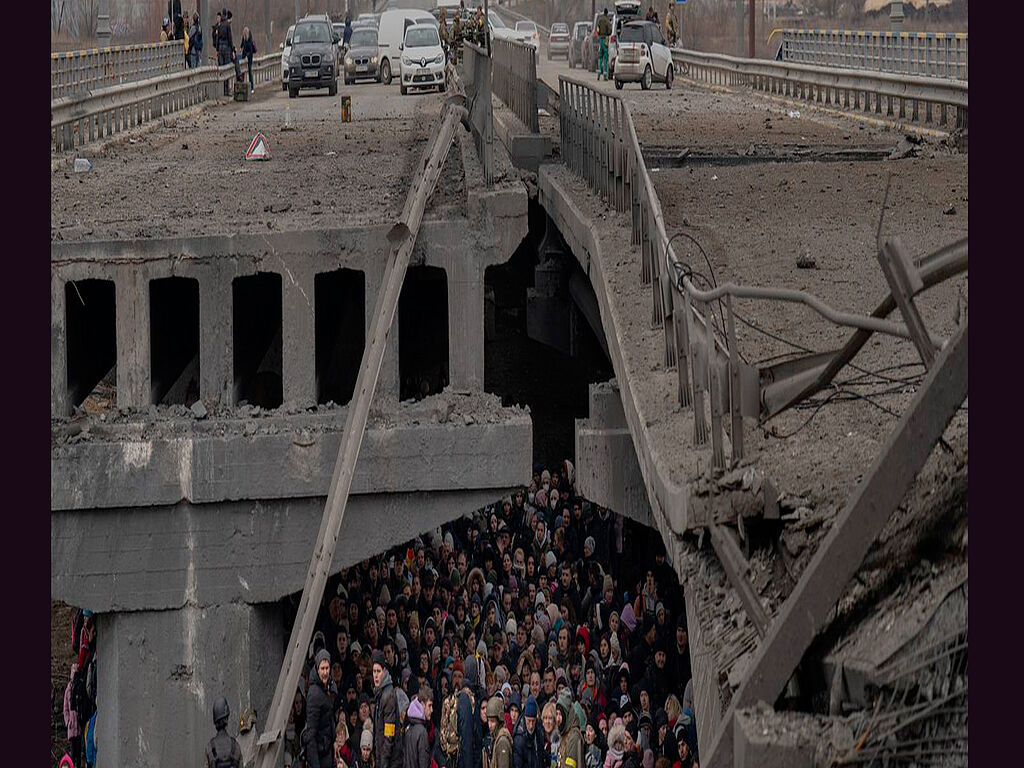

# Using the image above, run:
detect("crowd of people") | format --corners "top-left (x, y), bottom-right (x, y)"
top-left (159, 5), bottom-right (260, 96)
top-left (62, 609), bottom-right (98, 768)
top-left (273, 459), bottom-right (698, 768)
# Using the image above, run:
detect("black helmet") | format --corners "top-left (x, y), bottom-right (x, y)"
top-left (213, 697), bottom-right (230, 727)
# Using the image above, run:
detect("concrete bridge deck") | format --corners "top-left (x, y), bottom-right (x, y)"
top-left (52, 39), bottom-right (967, 767)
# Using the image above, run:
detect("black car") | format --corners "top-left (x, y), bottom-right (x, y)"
top-left (287, 18), bottom-right (340, 97)
top-left (344, 26), bottom-right (381, 84)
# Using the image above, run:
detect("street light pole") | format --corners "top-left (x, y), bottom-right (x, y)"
top-left (748, 0), bottom-right (755, 57)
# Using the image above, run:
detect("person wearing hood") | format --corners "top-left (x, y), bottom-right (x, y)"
top-left (555, 690), bottom-right (583, 768)
top-left (652, 709), bottom-right (678, 761)
top-left (373, 649), bottom-right (404, 768)
top-left (458, 655), bottom-right (485, 768)
top-left (403, 684), bottom-right (433, 768)
top-left (304, 649), bottom-right (337, 768)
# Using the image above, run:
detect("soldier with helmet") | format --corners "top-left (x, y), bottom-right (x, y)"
top-left (484, 696), bottom-right (512, 768)
top-left (206, 697), bottom-right (243, 768)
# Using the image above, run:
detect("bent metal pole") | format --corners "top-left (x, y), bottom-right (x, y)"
top-left (253, 103), bottom-right (466, 768)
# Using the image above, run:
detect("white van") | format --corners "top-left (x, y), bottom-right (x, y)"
top-left (377, 8), bottom-right (438, 85)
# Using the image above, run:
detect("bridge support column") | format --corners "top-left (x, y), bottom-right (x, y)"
top-left (116, 269), bottom-right (151, 410)
top-left (283, 266), bottom-right (316, 408)
top-left (96, 601), bottom-right (283, 768)
top-left (447, 259), bottom-right (485, 391)
top-left (200, 273), bottom-right (233, 407)
top-left (574, 380), bottom-right (653, 526)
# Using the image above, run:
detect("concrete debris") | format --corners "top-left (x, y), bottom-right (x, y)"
top-left (190, 401), bottom-right (208, 419)
top-left (796, 250), bottom-right (817, 269)
top-left (888, 133), bottom-right (926, 160)
top-left (944, 204), bottom-right (957, 215)
top-left (781, 527), bottom-right (808, 557)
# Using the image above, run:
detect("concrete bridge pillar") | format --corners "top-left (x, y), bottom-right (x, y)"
top-left (199, 270), bottom-right (234, 408)
top-left (116, 269), bottom-right (151, 410)
top-left (51, 273), bottom-right (68, 417)
top-left (575, 380), bottom-right (653, 527)
top-left (447, 259), bottom-right (485, 391)
top-left (283, 265), bottom-right (316, 408)
top-left (96, 601), bottom-right (283, 768)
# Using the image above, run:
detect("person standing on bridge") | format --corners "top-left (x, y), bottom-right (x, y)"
top-left (241, 26), bottom-right (257, 93)
top-left (344, 13), bottom-right (354, 51)
top-left (304, 648), bottom-right (338, 768)
top-left (596, 9), bottom-right (612, 82)
top-left (188, 13), bottom-right (203, 68)
top-left (206, 697), bottom-right (243, 768)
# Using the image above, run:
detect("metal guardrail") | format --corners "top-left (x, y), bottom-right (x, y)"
top-left (51, 54), bottom-right (280, 153)
top-left (672, 48), bottom-right (968, 133)
top-left (52, 41), bottom-right (186, 100)
top-left (557, 72), bottom-right (963, 470)
top-left (775, 29), bottom-right (968, 81)
top-left (460, 42), bottom-right (495, 185)
top-left (492, 37), bottom-right (539, 132)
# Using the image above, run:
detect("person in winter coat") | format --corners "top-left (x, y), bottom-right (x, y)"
top-left (404, 685), bottom-right (433, 768)
top-left (305, 649), bottom-right (338, 768)
top-left (603, 721), bottom-right (626, 768)
top-left (555, 690), bottom-right (583, 768)
top-left (458, 655), bottom-right (485, 768)
top-left (486, 696), bottom-right (514, 768)
top-left (353, 729), bottom-right (374, 768)
top-left (240, 26), bottom-right (257, 92)
top-left (512, 695), bottom-right (545, 768)
top-left (373, 650), bottom-right (404, 768)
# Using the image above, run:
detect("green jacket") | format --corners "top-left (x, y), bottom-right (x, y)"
top-left (555, 691), bottom-right (583, 768)
top-left (597, 14), bottom-right (612, 37)
top-left (489, 726), bottom-right (513, 768)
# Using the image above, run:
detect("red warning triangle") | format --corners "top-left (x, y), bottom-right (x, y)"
top-left (246, 132), bottom-right (271, 161)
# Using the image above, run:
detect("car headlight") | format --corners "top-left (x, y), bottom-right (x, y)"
top-left (345, 56), bottom-right (354, 65)
top-left (403, 57), bottom-right (414, 67)
top-left (432, 53), bottom-right (444, 64)
top-left (371, 56), bottom-right (378, 64)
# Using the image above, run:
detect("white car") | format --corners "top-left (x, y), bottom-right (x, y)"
top-left (280, 24), bottom-right (295, 90)
top-left (613, 20), bottom-right (673, 90)
top-left (487, 11), bottom-right (518, 43)
top-left (400, 24), bottom-right (446, 95)
top-left (377, 8), bottom-right (437, 85)
top-left (610, 0), bottom-right (643, 74)
top-left (515, 20), bottom-right (540, 50)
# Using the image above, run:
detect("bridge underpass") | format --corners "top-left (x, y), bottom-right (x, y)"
top-left (52, 23), bottom-right (967, 768)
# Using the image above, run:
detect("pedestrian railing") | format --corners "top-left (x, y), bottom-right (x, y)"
top-left (774, 29), bottom-right (968, 81)
top-left (492, 37), bottom-right (539, 132)
top-left (51, 41), bottom-right (187, 100)
top-left (51, 54), bottom-right (280, 153)
top-left (672, 48), bottom-right (968, 132)
top-left (557, 73), bottom-right (964, 470)
top-left (459, 42), bottom-right (495, 185)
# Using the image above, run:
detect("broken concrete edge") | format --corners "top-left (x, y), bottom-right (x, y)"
top-left (540, 165), bottom-right (792, 762)
top-left (492, 102), bottom-right (553, 174)
top-left (52, 406), bottom-right (533, 510)
top-left (733, 703), bottom-right (832, 768)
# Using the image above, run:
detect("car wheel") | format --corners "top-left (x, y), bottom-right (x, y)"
top-left (345, 76), bottom-right (353, 85)
top-left (400, 83), bottom-right (407, 95)
top-left (665, 64), bottom-right (673, 89)
top-left (328, 79), bottom-right (338, 96)
top-left (439, 80), bottom-right (446, 93)
top-left (641, 65), bottom-right (651, 90)
top-left (289, 87), bottom-right (298, 98)
top-left (614, 78), bottom-right (623, 90)
top-left (281, 82), bottom-right (287, 91)
top-left (381, 59), bottom-right (392, 85)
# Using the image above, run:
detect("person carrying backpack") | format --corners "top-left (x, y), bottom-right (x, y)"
top-left (188, 13), bottom-right (203, 67)
top-left (373, 649), bottom-right (404, 768)
top-left (485, 697), bottom-right (513, 768)
top-left (206, 697), bottom-right (243, 768)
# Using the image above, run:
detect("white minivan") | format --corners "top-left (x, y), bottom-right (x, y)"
top-left (400, 23), bottom-right (446, 95)
top-left (377, 8), bottom-right (438, 85)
